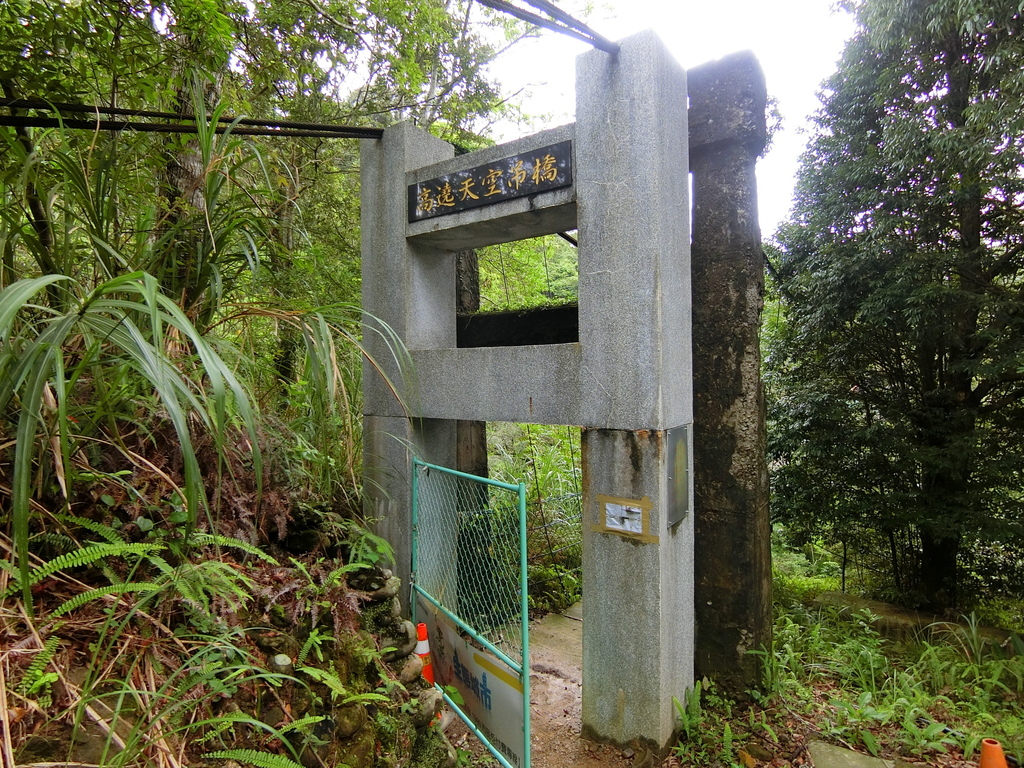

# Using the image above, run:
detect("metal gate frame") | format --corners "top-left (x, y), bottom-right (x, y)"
top-left (410, 458), bottom-right (530, 768)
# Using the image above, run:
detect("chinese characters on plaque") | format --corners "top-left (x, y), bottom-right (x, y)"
top-left (408, 140), bottom-right (572, 222)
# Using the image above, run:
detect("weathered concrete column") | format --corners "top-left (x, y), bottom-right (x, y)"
top-left (360, 124), bottom-right (459, 606)
top-left (576, 32), bottom-right (694, 753)
top-left (688, 51), bottom-right (771, 694)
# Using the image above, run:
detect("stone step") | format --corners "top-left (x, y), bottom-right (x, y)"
top-left (808, 741), bottom-right (916, 768)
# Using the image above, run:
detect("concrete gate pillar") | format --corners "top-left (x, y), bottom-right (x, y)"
top-left (688, 53), bottom-right (771, 694)
top-left (576, 36), bottom-right (693, 751)
top-left (361, 123), bottom-right (460, 602)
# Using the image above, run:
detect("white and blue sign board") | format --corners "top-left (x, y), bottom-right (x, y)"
top-left (418, 599), bottom-right (527, 768)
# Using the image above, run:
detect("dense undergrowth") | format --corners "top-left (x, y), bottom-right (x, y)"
top-left (0, 113), bottom-right (448, 768)
top-left (0, 430), bottom-right (452, 768)
top-left (487, 422), bottom-right (583, 615)
top-left (668, 538), bottom-right (1024, 768)
top-left (0, 274), bottom-right (449, 766)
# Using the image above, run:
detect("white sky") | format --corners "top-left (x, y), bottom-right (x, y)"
top-left (487, 0), bottom-right (858, 236)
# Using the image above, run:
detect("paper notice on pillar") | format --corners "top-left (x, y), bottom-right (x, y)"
top-left (604, 501), bottom-right (643, 534)
top-left (417, 598), bottom-right (527, 768)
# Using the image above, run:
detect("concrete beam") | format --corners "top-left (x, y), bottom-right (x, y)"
top-left (406, 125), bottom-right (576, 252)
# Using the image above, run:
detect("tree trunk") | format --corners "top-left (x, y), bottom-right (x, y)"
top-left (455, 250), bottom-right (488, 477)
top-left (2, 81), bottom-right (59, 304)
top-left (918, 528), bottom-right (960, 611)
top-left (157, 71), bottom-right (221, 324)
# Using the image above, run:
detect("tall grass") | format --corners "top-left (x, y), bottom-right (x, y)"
top-left (679, 538), bottom-right (1024, 765)
top-left (0, 110), bottom-right (403, 578)
top-left (488, 422), bottom-right (583, 612)
top-left (0, 271), bottom-right (260, 611)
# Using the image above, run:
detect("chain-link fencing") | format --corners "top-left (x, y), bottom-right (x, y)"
top-left (411, 459), bottom-right (527, 666)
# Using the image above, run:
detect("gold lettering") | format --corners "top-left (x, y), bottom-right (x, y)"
top-left (417, 186), bottom-right (435, 213)
top-left (457, 177), bottom-right (479, 201)
top-left (482, 168), bottom-right (504, 196)
top-left (509, 160), bottom-right (527, 191)
top-left (531, 153), bottom-right (558, 184)
top-left (435, 182), bottom-right (456, 207)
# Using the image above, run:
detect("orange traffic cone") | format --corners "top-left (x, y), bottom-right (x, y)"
top-left (980, 738), bottom-right (1008, 768)
top-left (416, 623), bottom-right (435, 685)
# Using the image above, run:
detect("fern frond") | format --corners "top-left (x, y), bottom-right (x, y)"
top-left (36, 532), bottom-right (77, 553)
top-left (100, 564), bottom-right (124, 585)
top-left (297, 666), bottom-right (349, 700)
top-left (190, 533), bottom-right (279, 564)
top-left (17, 635), bottom-right (61, 694)
top-left (341, 691), bottom-right (390, 705)
top-left (295, 629), bottom-right (324, 666)
top-left (0, 542), bottom-right (164, 600)
top-left (277, 715), bottom-right (328, 734)
top-left (295, 666), bottom-right (389, 705)
top-left (203, 749), bottom-right (304, 768)
top-left (50, 582), bottom-right (161, 618)
top-left (56, 513), bottom-right (124, 544)
top-left (324, 562), bottom-right (363, 586)
top-left (147, 554), bottom-right (176, 576)
top-left (168, 573), bottom-right (205, 610)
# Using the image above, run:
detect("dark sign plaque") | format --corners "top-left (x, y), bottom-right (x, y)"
top-left (667, 425), bottom-right (689, 528)
top-left (408, 140), bottom-right (572, 223)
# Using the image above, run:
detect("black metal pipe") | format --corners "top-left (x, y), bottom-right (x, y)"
top-left (0, 99), bottom-right (384, 138)
top-left (0, 114), bottom-right (382, 139)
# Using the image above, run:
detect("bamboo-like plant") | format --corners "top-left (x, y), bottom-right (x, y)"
top-left (0, 270), bottom-right (260, 613)
top-left (0, 112), bottom-right (411, 615)
top-left (0, 94), bottom-right (423, 768)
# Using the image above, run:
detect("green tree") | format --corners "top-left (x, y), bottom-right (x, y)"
top-left (0, 0), bottom-right (516, 293)
top-left (768, 0), bottom-right (1024, 610)
top-left (1, 0), bottom-right (521, 398)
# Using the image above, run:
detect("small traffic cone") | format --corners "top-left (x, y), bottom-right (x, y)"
top-left (415, 623), bottom-right (435, 685)
top-left (980, 738), bottom-right (1008, 768)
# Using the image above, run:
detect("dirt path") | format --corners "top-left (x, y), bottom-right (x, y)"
top-left (449, 602), bottom-right (659, 768)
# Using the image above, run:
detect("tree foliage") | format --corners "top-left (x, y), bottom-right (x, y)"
top-left (0, 0), bottom-right (519, 293)
top-left (768, 0), bottom-right (1024, 610)
top-left (1, 0), bottom-right (514, 131)
top-left (478, 233), bottom-right (578, 311)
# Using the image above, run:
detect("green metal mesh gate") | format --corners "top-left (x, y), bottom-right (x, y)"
top-left (411, 459), bottom-right (530, 768)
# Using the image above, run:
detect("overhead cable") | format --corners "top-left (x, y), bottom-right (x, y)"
top-left (522, 0), bottom-right (615, 50)
top-left (0, 99), bottom-right (384, 139)
top-left (475, 0), bottom-right (619, 54)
